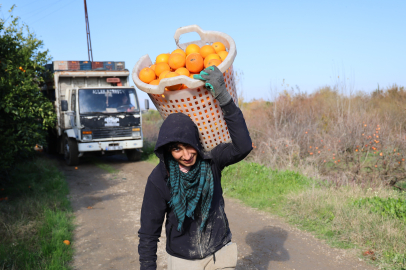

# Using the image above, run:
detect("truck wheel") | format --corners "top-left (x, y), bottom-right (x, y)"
top-left (126, 149), bottom-right (141, 162)
top-left (64, 137), bottom-right (79, 166)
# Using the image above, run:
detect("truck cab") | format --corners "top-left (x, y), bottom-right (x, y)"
top-left (44, 61), bottom-right (145, 165)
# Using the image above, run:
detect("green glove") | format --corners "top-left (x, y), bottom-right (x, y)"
top-left (193, 68), bottom-right (213, 90)
top-left (193, 66), bottom-right (232, 106)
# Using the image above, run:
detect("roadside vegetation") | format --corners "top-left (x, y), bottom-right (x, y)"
top-left (0, 8), bottom-right (73, 269)
top-left (0, 155), bottom-right (74, 269)
top-left (142, 110), bottom-right (161, 164)
top-left (0, 7), bottom-right (55, 178)
top-left (238, 82), bottom-right (406, 269)
top-left (143, 82), bottom-right (406, 269)
top-left (222, 161), bottom-right (406, 270)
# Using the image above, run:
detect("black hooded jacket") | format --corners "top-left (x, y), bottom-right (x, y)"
top-left (138, 100), bottom-right (252, 269)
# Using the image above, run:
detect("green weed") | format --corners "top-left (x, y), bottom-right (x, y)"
top-left (353, 196), bottom-right (406, 222)
top-left (222, 161), bottom-right (311, 212)
top-left (0, 155), bottom-right (74, 269)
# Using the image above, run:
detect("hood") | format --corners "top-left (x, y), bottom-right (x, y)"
top-left (154, 113), bottom-right (204, 162)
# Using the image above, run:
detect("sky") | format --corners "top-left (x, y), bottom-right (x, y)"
top-left (2, 0), bottom-right (405, 108)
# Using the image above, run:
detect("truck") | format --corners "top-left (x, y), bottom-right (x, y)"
top-left (42, 61), bottom-right (148, 166)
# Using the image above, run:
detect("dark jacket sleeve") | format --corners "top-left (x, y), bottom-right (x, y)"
top-left (210, 100), bottom-right (253, 170)
top-left (138, 178), bottom-right (167, 270)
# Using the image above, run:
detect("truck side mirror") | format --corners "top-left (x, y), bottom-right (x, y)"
top-left (61, 100), bottom-right (68, 111)
top-left (144, 99), bottom-right (149, 111)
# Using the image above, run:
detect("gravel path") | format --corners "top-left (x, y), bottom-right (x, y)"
top-left (59, 155), bottom-right (377, 270)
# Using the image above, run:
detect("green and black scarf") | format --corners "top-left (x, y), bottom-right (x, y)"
top-left (165, 154), bottom-right (214, 232)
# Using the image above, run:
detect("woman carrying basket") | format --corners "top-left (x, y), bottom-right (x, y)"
top-left (138, 66), bottom-right (252, 270)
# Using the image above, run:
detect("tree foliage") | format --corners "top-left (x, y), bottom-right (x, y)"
top-left (0, 6), bottom-right (56, 177)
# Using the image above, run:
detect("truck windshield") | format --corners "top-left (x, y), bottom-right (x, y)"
top-left (79, 88), bottom-right (139, 114)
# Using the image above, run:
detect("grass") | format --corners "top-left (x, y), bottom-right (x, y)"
top-left (284, 187), bottom-right (406, 269)
top-left (222, 161), bottom-right (311, 212)
top-left (221, 160), bottom-right (406, 270)
top-left (0, 155), bottom-right (74, 269)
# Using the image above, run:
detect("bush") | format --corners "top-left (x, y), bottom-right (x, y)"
top-left (243, 84), bottom-right (406, 189)
top-left (142, 110), bottom-right (162, 163)
top-left (0, 7), bottom-right (55, 177)
top-left (142, 109), bottom-right (162, 143)
top-left (353, 196), bottom-right (406, 222)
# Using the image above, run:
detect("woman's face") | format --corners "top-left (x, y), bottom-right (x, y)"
top-left (170, 143), bottom-right (198, 167)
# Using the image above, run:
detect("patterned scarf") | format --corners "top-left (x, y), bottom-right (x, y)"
top-left (165, 154), bottom-right (214, 232)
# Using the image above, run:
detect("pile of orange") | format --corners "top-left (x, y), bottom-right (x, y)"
top-left (138, 42), bottom-right (229, 91)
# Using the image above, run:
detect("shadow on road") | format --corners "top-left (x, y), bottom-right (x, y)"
top-left (239, 226), bottom-right (289, 270)
top-left (52, 153), bottom-right (140, 212)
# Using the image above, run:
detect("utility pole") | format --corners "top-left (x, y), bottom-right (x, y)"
top-left (84, 0), bottom-right (93, 62)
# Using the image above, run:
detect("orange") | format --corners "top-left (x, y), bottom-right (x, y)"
top-left (150, 64), bottom-right (156, 71)
top-left (159, 70), bottom-right (170, 80)
top-left (175, 67), bottom-right (190, 77)
top-left (63, 240), bottom-right (71, 245)
top-left (180, 84), bottom-right (189, 90)
top-left (186, 53), bottom-right (204, 73)
top-left (164, 72), bottom-right (180, 79)
top-left (185, 44), bottom-right (200, 56)
top-left (164, 72), bottom-right (182, 91)
top-left (204, 54), bottom-right (221, 68)
top-left (171, 49), bottom-right (186, 57)
top-left (149, 79), bottom-right (160, 85)
top-left (200, 45), bottom-right (216, 59)
top-left (189, 73), bottom-right (198, 79)
top-left (207, 59), bottom-right (222, 67)
top-left (139, 67), bottom-right (156, 83)
top-left (212, 42), bottom-right (226, 53)
top-left (156, 53), bottom-right (170, 64)
top-left (168, 53), bottom-right (186, 70)
top-left (154, 62), bottom-right (170, 77)
top-left (217, 51), bottom-right (228, 61)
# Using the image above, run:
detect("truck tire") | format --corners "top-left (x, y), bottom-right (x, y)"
top-left (126, 149), bottom-right (142, 162)
top-left (64, 137), bottom-right (79, 166)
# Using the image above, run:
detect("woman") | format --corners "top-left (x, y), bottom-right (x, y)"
top-left (138, 66), bottom-right (252, 270)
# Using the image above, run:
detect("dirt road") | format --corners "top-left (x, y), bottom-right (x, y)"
top-left (59, 155), bottom-right (377, 270)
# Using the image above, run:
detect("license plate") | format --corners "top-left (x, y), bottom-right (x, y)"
top-left (106, 146), bottom-right (123, 151)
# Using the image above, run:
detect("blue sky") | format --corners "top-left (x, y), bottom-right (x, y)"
top-left (2, 0), bottom-right (405, 107)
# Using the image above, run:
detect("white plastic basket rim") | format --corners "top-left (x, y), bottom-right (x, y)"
top-left (132, 25), bottom-right (237, 95)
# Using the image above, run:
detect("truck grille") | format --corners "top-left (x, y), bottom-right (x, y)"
top-left (92, 127), bottom-right (132, 139)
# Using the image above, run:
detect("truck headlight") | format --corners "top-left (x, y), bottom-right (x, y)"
top-left (132, 127), bottom-right (141, 138)
top-left (82, 131), bottom-right (92, 141)
top-left (83, 134), bottom-right (92, 141)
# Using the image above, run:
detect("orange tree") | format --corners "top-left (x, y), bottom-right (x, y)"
top-left (0, 7), bottom-right (56, 179)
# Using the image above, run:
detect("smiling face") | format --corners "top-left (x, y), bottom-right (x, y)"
top-left (169, 143), bottom-right (198, 167)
